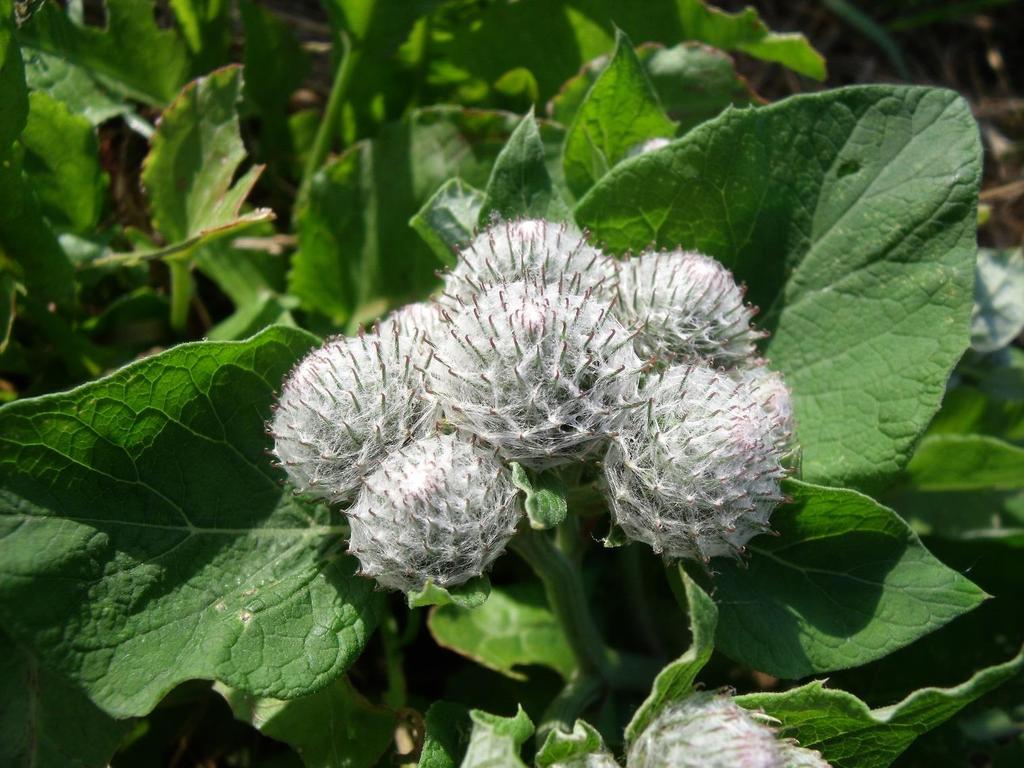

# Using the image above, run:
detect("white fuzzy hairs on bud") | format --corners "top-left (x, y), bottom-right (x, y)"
top-left (443, 218), bottom-right (616, 307)
top-left (615, 249), bottom-right (764, 366)
top-left (270, 325), bottom-right (436, 503)
top-left (603, 363), bottom-right (788, 561)
top-left (346, 434), bottom-right (520, 592)
top-left (628, 691), bottom-right (831, 768)
top-left (429, 279), bottom-right (643, 468)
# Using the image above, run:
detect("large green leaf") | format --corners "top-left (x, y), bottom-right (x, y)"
top-left (736, 647), bottom-right (1024, 768)
top-left (217, 676), bottom-right (396, 768)
top-left (19, 0), bottom-right (190, 106)
top-left (20, 92), bottom-right (107, 233)
top-left (562, 30), bottom-right (675, 197)
top-left (0, 630), bottom-right (130, 768)
top-left (0, 326), bottom-right (382, 717)
top-left (425, 0), bottom-right (823, 107)
top-left (428, 582), bottom-right (576, 681)
top-left (290, 107), bottom-right (564, 324)
top-left (461, 706), bottom-right (534, 768)
top-left (624, 569), bottom-right (716, 744)
top-left (140, 65), bottom-right (273, 260)
top-left (700, 480), bottom-right (986, 679)
top-left (577, 86), bottom-right (982, 492)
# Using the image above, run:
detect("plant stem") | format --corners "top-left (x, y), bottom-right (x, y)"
top-left (536, 671), bottom-right (603, 744)
top-left (298, 31), bottom-right (355, 207)
top-left (510, 527), bottom-right (610, 678)
top-left (168, 259), bottom-right (193, 334)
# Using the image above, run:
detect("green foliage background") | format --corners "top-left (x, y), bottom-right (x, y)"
top-left (0, 1), bottom-right (1021, 767)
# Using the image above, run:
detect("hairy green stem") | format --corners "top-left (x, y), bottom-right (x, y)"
top-left (168, 260), bottom-right (193, 334)
top-left (511, 527), bottom-right (610, 678)
top-left (298, 31), bottom-right (355, 207)
top-left (537, 672), bottom-right (603, 744)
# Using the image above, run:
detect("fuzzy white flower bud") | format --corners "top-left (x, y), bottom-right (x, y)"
top-left (270, 326), bottom-right (436, 503)
top-left (443, 219), bottom-right (616, 306)
top-left (346, 434), bottom-right (520, 592)
top-left (629, 692), bottom-right (831, 768)
top-left (376, 301), bottom-right (445, 368)
top-left (616, 249), bottom-right (763, 366)
top-left (734, 362), bottom-right (796, 446)
top-left (603, 363), bottom-right (788, 561)
top-left (429, 279), bottom-right (642, 468)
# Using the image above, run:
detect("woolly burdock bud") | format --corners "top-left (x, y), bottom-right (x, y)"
top-left (603, 363), bottom-right (788, 561)
top-left (628, 692), bottom-right (785, 768)
top-left (270, 326), bottom-right (435, 503)
top-left (376, 301), bottom-right (444, 369)
top-left (430, 280), bottom-right (642, 468)
top-left (443, 218), bottom-right (615, 306)
top-left (735, 362), bottom-right (796, 446)
top-left (616, 249), bottom-right (763, 366)
top-left (346, 434), bottom-right (520, 592)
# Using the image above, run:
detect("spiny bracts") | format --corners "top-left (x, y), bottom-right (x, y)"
top-left (347, 434), bottom-right (520, 592)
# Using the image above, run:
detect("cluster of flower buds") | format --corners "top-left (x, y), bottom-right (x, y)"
top-left (271, 216), bottom-right (794, 592)
top-left (629, 691), bottom-right (830, 768)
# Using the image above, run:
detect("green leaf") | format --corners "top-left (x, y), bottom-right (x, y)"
top-left (510, 463), bottom-right (568, 531)
top-left (903, 434), bottom-right (1024, 492)
top-left (563, 30), bottom-right (675, 198)
top-left (0, 149), bottom-right (75, 307)
top-left (701, 479), bottom-right (987, 680)
top-left (972, 247), bottom-right (1024, 353)
top-left (141, 65), bottom-right (273, 260)
top-left (239, 0), bottom-right (310, 168)
top-left (418, 701), bottom-right (472, 768)
top-left (216, 675), bottom-right (396, 768)
top-left (290, 107), bottom-right (562, 324)
top-left (536, 719), bottom-right (617, 767)
top-left (424, 0), bottom-right (823, 107)
top-left (319, 0), bottom-right (437, 143)
top-left (19, 0), bottom-right (190, 106)
top-left (624, 569), bottom-right (716, 744)
top-left (461, 706), bottom-right (534, 768)
top-left (20, 92), bottom-right (107, 233)
top-left (0, 326), bottom-right (383, 717)
top-left (0, 630), bottom-right (131, 768)
top-left (735, 647), bottom-right (1024, 768)
top-left (169, 0), bottom-right (232, 74)
top-left (577, 86), bottom-right (982, 492)
top-left (428, 582), bottom-right (576, 680)
top-left (643, 42), bottom-right (759, 133)
top-left (0, 0), bottom-right (28, 153)
top-left (549, 42), bottom-right (757, 135)
top-left (206, 294), bottom-right (296, 342)
top-left (407, 575), bottom-right (491, 610)
top-left (20, 47), bottom-right (133, 127)
top-left (410, 178), bottom-right (485, 266)
top-left (886, 434), bottom-right (1024, 543)
top-left (481, 111), bottom-right (568, 222)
